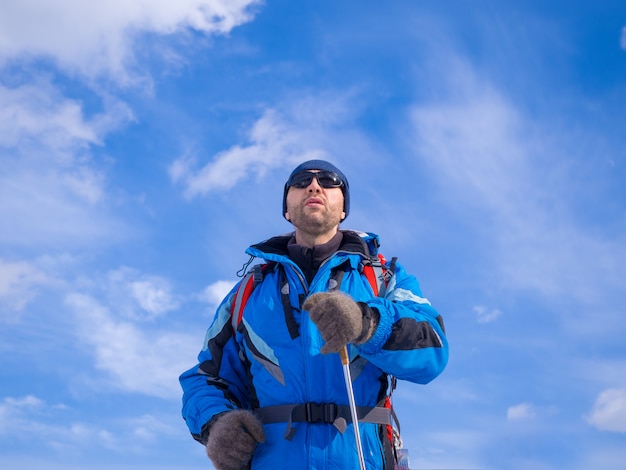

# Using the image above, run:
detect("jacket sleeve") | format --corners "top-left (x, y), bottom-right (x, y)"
top-left (356, 261), bottom-right (449, 384)
top-left (179, 287), bottom-right (251, 442)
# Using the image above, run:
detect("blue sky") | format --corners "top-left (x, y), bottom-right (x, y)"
top-left (1, 1), bottom-right (625, 469)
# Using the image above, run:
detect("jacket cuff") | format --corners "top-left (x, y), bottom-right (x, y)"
top-left (357, 301), bottom-right (393, 355)
top-left (354, 303), bottom-right (379, 343)
top-left (196, 412), bottom-right (228, 445)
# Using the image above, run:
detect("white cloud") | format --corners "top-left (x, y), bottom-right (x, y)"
top-left (0, 394), bottom-right (42, 416)
top-left (621, 26), bottom-right (626, 50)
top-left (409, 56), bottom-right (626, 335)
top-left (0, 80), bottom-right (133, 247)
top-left (0, 395), bottom-right (177, 455)
top-left (0, 395), bottom-right (44, 435)
top-left (170, 108), bottom-right (327, 198)
top-left (401, 428), bottom-right (487, 470)
top-left (169, 89), bottom-right (366, 199)
top-left (0, 1), bottom-right (261, 252)
top-left (0, 0), bottom-right (261, 82)
top-left (0, 80), bottom-right (99, 152)
top-left (0, 258), bottom-right (55, 315)
top-left (586, 388), bottom-right (626, 433)
top-left (106, 267), bottom-right (180, 320)
top-left (168, 90), bottom-right (366, 200)
top-left (200, 280), bottom-right (237, 307)
top-left (127, 414), bottom-right (180, 443)
top-left (65, 292), bottom-right (197, 398)
top-left (130, 279), bottom-right (179, 318)
top-left (0, 395), bottom-right (86, 446)
top-left (410, 64), bottom-right (529, 216)
top-left (0, 79), bottom-right (132, 157)
top-left (473, 305), bottom-right (502, 324)
top-left (578, 359), bottom-right (626, 391)
top-left (507, 402), bottom-right (537, 421)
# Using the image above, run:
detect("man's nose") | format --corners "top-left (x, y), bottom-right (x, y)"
top-left (307, 176), bottom-right (322, 191)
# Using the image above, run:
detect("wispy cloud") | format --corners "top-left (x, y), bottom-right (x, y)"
top-left (65, 292), bottom-right (196, 398)
top-left (0, 258), bottom-right (57, 316)
top-left (586, 388), bottom-right (626, 433)
top-left (170, 106), bottom-right (334, 198)
top-left (0, 0), bottom-right (262, 255)
top-left (0, 80), bottom-right (102, 151)
top-left (200, 280), bottom-right (237, 307)
top-left (0, 0), bottom-right (261, 82)
top-left (169, 89), bottom-right (373, 201)
top-left (506, 402), bottom-right (559, 428)
top-left (0, 79), bottom-right (133, 248)
top-left (0, 395), bottom-right (95, 447)
top-left (402, 428), bottom-right (487, 470)
top-left (0, 395), bottom-right (45, 435)
top-left (578, 359), bottom-right (626, 391)
top-left (507, 402), bottom-right (537, 421)
top-left (0, 394), bottom-right (180, 456)
top-left (409, 57), bottom-right (626, 333)
top-left (621, 26), bottom-right (626, 50)
top-left (107, 267), bottom-right (181, 320)
top-left (130, 279), bottom-right (179, 318)
top-left (473, 305), bottom-right (502, 324)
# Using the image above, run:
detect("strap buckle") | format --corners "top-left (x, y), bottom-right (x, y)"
top-left (304, 403), bottom-right (338, 424)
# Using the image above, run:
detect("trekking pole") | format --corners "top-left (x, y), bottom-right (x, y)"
top-left (339, 345), bottom-right (367, 470)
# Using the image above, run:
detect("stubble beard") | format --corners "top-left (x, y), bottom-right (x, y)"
top-left (290, 206), bottom-right (341, 238)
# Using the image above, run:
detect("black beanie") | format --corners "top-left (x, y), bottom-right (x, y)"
top-left (282, 160), bottom-right (350, 220)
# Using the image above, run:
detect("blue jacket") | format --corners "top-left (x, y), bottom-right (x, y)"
top-left (180, 230), bottom-right (448, 469)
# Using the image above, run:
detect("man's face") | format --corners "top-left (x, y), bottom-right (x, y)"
top-left (284, 170), bottom-right (346, 239)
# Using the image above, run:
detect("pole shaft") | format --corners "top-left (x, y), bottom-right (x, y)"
top-left (341, 346), bottom-right (367, 470)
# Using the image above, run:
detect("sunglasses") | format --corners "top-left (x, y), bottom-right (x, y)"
top-left (288, 171), bottom-right (344, 189)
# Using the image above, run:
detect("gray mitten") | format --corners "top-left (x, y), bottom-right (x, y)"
top-left (206, 409), bottom-right (265, 470)
top-left (304, 291), bottom-right (376, 354)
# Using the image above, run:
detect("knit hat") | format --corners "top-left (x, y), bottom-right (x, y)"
top-left (283, 160), bottom-right (350, 220)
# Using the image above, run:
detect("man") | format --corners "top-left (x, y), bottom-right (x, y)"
top-left (180, 160), bottom-right (449, 470)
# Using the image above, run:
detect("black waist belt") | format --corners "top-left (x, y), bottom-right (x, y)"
top-left (254, 402), bottom-right (392, 441)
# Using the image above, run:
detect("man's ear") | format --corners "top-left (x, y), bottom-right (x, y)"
top-left (340, 211), bottom-right (346, 221)
top-left (285, 212), bottom-right (291, 221)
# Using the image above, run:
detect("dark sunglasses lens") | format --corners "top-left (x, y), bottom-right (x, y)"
top-left (316, 172), bottom-right (343, 188)
top-left (290, 173), bottom-right (315, 188)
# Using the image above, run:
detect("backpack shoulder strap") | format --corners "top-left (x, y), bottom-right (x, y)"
top-left (230, 261), bottom-right (300, 339)
top-left (231, 263), bottom-right (269, 332)
top-left (362, 254), bottom-right (397, 298)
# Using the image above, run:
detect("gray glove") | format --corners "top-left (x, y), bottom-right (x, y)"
top-left (304, 291), bottom-right (378, 354)
top-left (205, 410), bottom-right (265, 470)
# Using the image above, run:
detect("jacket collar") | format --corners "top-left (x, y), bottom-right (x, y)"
top-left (248, 230), bottom-right (375, 261)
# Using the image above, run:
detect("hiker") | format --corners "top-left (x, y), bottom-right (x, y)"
top-left (180, 160), bottom-right (449, 470)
